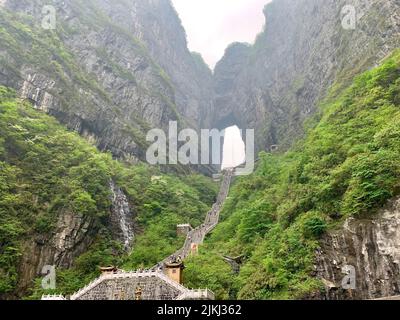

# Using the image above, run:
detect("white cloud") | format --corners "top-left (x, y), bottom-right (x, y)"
top-left (171, 0), bottom-right (269, 69)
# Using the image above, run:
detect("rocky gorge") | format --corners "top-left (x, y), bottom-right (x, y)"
top-left (1, 0), bottom-right (400, 300)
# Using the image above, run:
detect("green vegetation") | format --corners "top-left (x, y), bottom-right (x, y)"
top-left (184, 50), bottom-right (400, 299)
top-left (0, 86), bottom-right (112, 296)
top-left (0, 8), bottom-right (113, 111)
top-left (120, 171), bottom-right (217, 269)
top-left (0, 3), bottom-right (180, 149)
top-left (1, 1), bottom-right (399, 301)
top-left (0, 87), bottom-right (217, 298)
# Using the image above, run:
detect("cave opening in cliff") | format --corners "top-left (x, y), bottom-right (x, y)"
top-left (221, 125), bottom-right (246, 170)
top-left (212, 113), bottom-right (247, 171)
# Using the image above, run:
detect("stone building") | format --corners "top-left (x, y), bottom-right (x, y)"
top-left (42, 267), bottom-right (214, 301)
top-left (42, 170), bottom-right (234, 301)
top-left (164, 261), bottom-right (185, 285)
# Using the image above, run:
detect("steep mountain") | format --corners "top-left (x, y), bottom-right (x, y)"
top-left (3, 0), bottom-right (399, 159)
top-left (0, 0), bottom-right (218, 300)
top-left (0, 0), bottom-right (213, 161)
top-left (1, 0), bottom-right (400, 301)
top-left (212, 0), bottom-right (400, 151)
top-left (185, 50), bottom-right (400, 300)
top-left (0, 86), bottom-right (217, 299)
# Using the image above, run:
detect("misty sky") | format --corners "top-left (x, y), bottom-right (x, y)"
top-left (221, 126), bottom-right (246, 170)
top-left (171, 0), bottom-right (269, 69)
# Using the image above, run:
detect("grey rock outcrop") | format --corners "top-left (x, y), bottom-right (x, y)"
top-left (17, 211), bottom-right (96, 296)
top-left (129, 0), bottom-right (214, 129)
top-left (211, 0), bottom-right (400, 152)
top-left (3, 0), bottom-right (399, 157)
top-left (0, 0), bottom-right (213, 161)
top-left (213, 43), bottom-right (252, 130)
top-left (315, 196), bottom-right (400, 300)
top-left (2, 0), bottom-right (400, 301)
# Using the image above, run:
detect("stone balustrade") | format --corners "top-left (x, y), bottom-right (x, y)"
top-left (41, 294), bottom-right (66, 300)
top-left (70, 270), bottom-right (191, 300)
top-left (156, 169), bottom-right (233, 268)
top-left (56, 169), bottom-right (234, 301)
top-left (176, 289), bottom-right (215, 300)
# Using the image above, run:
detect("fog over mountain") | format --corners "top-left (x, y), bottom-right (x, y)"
top-left (171, 0), bottom-right (269, 68)
top-left (0, 0), bottom-right (400, 302)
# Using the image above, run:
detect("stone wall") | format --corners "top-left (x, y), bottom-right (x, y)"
top-left (73, 275), bottom-right (181, 301)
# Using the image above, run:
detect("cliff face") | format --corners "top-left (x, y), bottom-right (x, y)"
top-left (315, 197), bottom-right (400, 300)
top-left (15, 180), bottom-right (136, 297)
top-left (213, 43), bottom-right (252, 130)
top-left (212, 0), bottom-right (400, 151)
top-left (3, 0), bottom-right (398, 157)
top-left (129, 0), bottom-right (214, 129)
top-left (17, 211), bottom-right (97, 296)
top-left (0, 0), bottom-right (213, 161)
top-left (2, 0), bottom-right (400, 300)
top-left (0, 0), bottom-right (213, 298)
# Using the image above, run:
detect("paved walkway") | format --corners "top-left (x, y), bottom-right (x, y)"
top-left (153, 169), bottom-right (234, 270)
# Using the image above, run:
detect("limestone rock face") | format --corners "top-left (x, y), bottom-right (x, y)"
top-left (14, 181), bottom-right (137, 298)
top-left (17, 211), bottom-right (96, 296)
top-left (2, 0), bottom-right (399, 156)
top-left (129, 0), bottom-right (214, 129)
top-left (315, 197), bottom-right (400, 300)
top-left (2, 0), bottom-right (400, 300)
top-left (0, 0), bottom-right (213, 161)
top-left (213, 43), bottom-right (252, 130)
top-left (211, 0), bottom-right (400, 152)
top-left (0, 0), bottom-right (213, 298)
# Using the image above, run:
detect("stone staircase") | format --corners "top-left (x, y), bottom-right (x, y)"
top-left (43, 169), bottom-right (234, 301)
top-left (154, 169), bottom-right (234, 269)
top-left (69, 270), bottom-right (193, 300)
top-left (67, 270), bottom-right (215, 300)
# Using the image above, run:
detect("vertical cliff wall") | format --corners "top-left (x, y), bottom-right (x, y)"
top-left (2, 0), bottom-right (400, 300)
top-left (316, 197), bottom-right (400, 300)
top-left (3, 0), bottom-right (398, 159)
top-left (212, 0), bottom-right (400, 152)
top-left (16, 211), bottom-right (97, 296)
top-left (0, 0), bottom-right (213, 161)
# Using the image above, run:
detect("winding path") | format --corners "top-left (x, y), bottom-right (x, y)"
top-left (57, 169), bottom-right (234, 300)
top-left (153, 168), bottom-right (234, 270)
